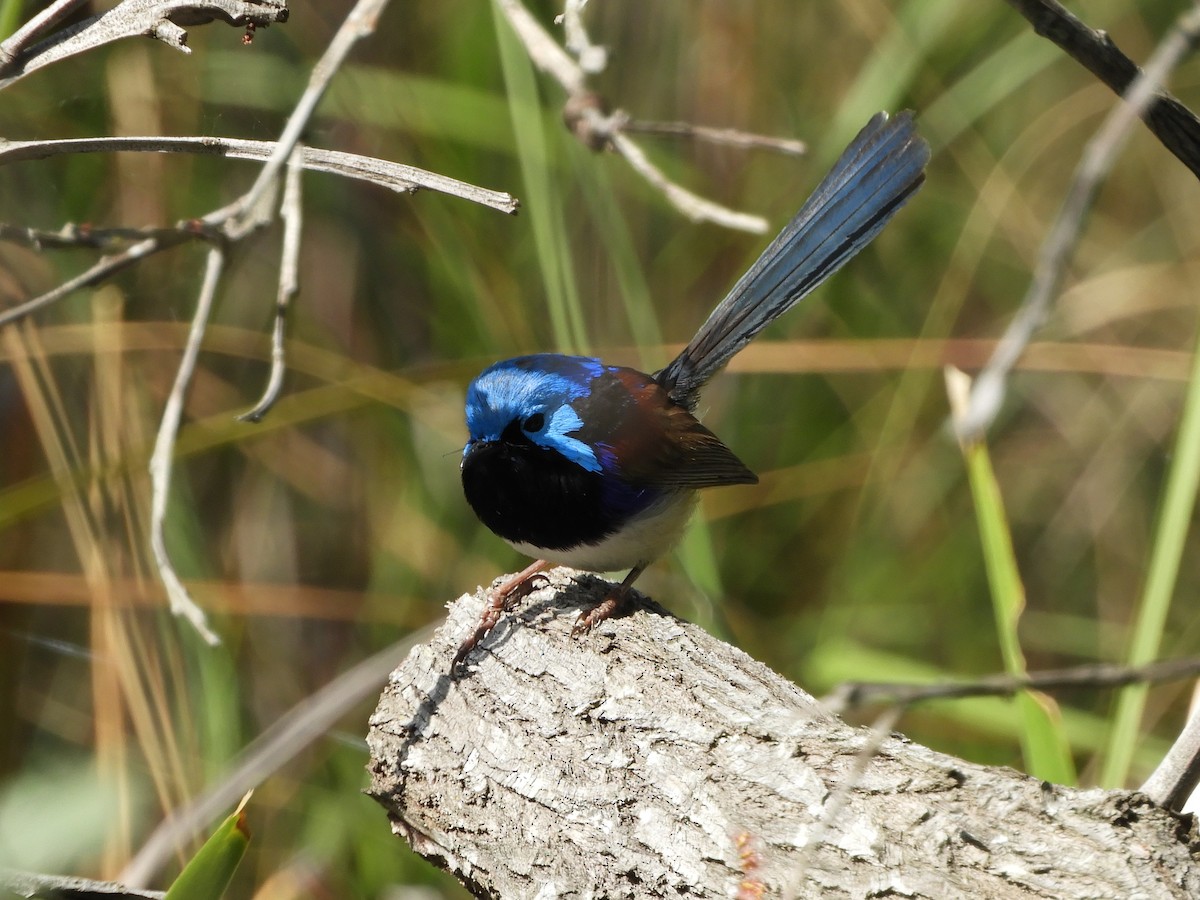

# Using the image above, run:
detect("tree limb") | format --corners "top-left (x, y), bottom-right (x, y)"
top-left (368, 570), bottom-right (1200, 898)
top-left (1002, 0), bottom-right (1200, 180)
top-left (0, 868), bottom-right (165, 899)
top-left (0, 136), bottom-right (519, 214)
top-left (0, 0), bottom-right (290, 89)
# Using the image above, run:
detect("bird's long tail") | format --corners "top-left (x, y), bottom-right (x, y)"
top-left (655, 110), bottom-right (930, 408)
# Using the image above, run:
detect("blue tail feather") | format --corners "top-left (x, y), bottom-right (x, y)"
top-left (655, 111), bottom-right (930, 407)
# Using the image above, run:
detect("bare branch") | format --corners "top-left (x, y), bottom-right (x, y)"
top-left (556, 0), bottom-right (606, 75)
top-left (147, 246), bottom-right (226, 645)
top-left (223, 0), bottom-right (385, 237)
top-left (958, 3), bottom-right (1200, 441)
top-left (0, 235), bottom-right (182, 329)
top-left (0, 135), bottom-right (520, 214)
top-left (496, 0), bottom-right (585, 93)
top-left (622, 118), bottom-right (808, 156)
top-left (822, 655), bottom-right (1200, 714)
top-left (609, 131), bottom-right (769, 233)
top-left (1142, 700), bottom-right (1200, 811)
top-left (0, 136), bottom-right (517, 327)
top-left (0, 221), bottom-right (186, 251)
top-left (239, 148), bottom-right (303, 422)
top-left (1003, 0), bottom-right (1200, 179)
top-left (0, 0), bottom-right (89, 69)
top-left (0, 0), bottom-right (290, 89)
top-left (0, 135), bottom-right (516, 331)
top-left (368, 576), bottom-right (1200, 896)
top-left (494, 0), bottom-right (771, 233)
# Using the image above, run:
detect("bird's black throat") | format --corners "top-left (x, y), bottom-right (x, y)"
top-left (461, 430), bottom-right (622, 552)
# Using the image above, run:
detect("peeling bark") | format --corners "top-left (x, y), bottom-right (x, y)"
top-left (367, 569), bottom-right (1200, 898)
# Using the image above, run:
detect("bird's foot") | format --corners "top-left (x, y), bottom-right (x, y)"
top-left (571, 564), bottom-right (647, 636)
top-left (453, 560), bottom-right (551, 672)
top-left (571, 584), bottom-right (633, 636)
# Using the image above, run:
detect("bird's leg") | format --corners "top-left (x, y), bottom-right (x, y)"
top-left (572, 564), bottom-right (647, 636)
top-left (453, 559), bottom-right (552, 670)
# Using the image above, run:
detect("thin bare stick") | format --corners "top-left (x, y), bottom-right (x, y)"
top-left (496, 0), bottom-right (584, 93)
top-left (556, 0), bottom-right (606, 74)
top-left (622, 119), bottom-right (808, 156)
top-left (608, 131), bottom-right (768, 232)
top-left (1142, 699), bottom-right (1200, 811)
top-left (822, 654), bottom-right (1200, 714)
top-left (118, 626), bottom-right (435, 888)
top-left (137, 0), bottom-right (392, 640)
top-left (0, 136), bottom-right (517, 327)
top-left (0, 221), bottom-right (186, 250)
top-left (224, 0), bottom-right (388, 237)
top-left (0, 235), bottom-right (180, 329)
top-left (0, 135), bottom-right (519, 214)
top-left (494, 0), bottom-right (770, 233)
top-left (957, 3), bottom-right (1200, 441)
top-left (148, 246), bottom-right (225, 645)
top-left (1003, 0), bottom-right (1200, 180)
top-left (239, 148), bottom-right (303, 422)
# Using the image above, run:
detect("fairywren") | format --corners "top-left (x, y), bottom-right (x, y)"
top-left (456, 111), bottom-right (929, 665)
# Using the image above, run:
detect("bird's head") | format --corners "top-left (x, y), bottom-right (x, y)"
top-left (463, 354), bottom-right (608, 473)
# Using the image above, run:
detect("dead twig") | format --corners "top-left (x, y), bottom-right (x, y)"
top-left (0, 135), bottom-right (519, 213)
top-left (1002, 0), bottom-right (1200, 179)
top-left (622, 119), bottom-right (808, 156)
top-left (239, 147), bottom-right (304, 422)
top-left (495, 0), bottom-right (781, 233)
top-left (1141, 694), bottom-right (1200, 811)
top-left (958, 2), bottom-right (1200, 441)
top-left (0, 235), bottom-right (185, 329)
top-left (147, 245), bottom-right (226, 645)
top-left (0, 0), bottom-right (290, 89)
top-left (823, 654), bottom-right (1200, 714)
top-left (0, 0), bottom-right (89, 70)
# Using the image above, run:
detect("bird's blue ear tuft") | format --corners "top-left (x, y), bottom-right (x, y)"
top-left (463, 354), bottom-right (607, 472)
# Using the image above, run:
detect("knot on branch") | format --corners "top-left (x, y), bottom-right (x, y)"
top-left (562, 90), bottom-right (624, 151)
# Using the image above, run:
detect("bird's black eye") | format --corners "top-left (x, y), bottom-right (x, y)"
top-left (522, 413), bottom-right (545, 432)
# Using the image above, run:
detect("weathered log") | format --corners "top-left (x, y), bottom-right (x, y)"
top-left (366, 569), bottom-right (1200, 898)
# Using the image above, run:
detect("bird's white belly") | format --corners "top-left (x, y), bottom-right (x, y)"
top-left (507, 491), bottom-right (699, 573)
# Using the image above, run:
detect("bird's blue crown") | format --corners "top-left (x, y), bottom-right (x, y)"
top-left (464, 354), bottom-right (611, 473)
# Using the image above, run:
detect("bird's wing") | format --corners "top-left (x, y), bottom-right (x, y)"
top-left (575, 367), bottom-right (758, 489)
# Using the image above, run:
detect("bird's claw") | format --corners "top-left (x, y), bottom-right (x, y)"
top-left (502, 571), bottom-right (549, 610)
top-left (571, 590), bottom-right (627, 637)
top-left (452, 561), bottom-right (552, 673)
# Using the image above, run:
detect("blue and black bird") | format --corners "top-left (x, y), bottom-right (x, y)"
top-left (456, 111), bottom-right (930, 665)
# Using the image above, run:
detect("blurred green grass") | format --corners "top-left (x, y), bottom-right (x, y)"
top-left (2, 0), bottom-right (1200, 895)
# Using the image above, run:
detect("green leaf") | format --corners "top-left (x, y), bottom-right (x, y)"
top-left (163, 796), bottom-right (252, 900)
top-left (1102, 333), bottom-right (1200, 787)
top-left (947, 368), bottom-right (1076, 784)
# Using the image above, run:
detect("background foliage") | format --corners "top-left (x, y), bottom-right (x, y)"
top-left (2, 0), bottom-right (1199, 895)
